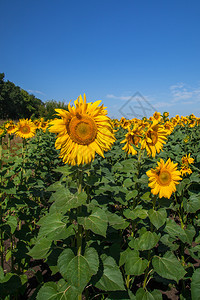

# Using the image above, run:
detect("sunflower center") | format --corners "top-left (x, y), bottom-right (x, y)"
top-left (158, 170), bottom-right (171, 185)
top-left (20, 125), bottom-right (30, 134)
top-left (8, 125), bottom-right (14, 131)
top-left (68, 114), bottom-right (97, 145)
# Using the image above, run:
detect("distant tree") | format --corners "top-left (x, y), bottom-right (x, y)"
top-left (0, 72), bottom-right (69, 120)
top-left (0, 78), bottom-right (24, 119)
top-left (21, 89), bottom-right (44, 119)
top-left (39, 100), bottom-right (68, 120)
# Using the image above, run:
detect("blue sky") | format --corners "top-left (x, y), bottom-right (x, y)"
top-left (1, 0), bottom-right (200, 119)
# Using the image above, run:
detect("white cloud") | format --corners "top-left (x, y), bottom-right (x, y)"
top-left (170, 83), bottom-right (200, 102)
top-left (28, 89), bottom-right (46, 96)
top-left (106, 94), bottom-right (131, 101)
top-left (154, 101), bottom-right (175, 108)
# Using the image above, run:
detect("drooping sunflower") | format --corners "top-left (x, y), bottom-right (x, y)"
top-left (180, 165), bottom-right (192, 176)
top-left (121, 125), bottom-right (143, 156)
top-left (141, 120), bottom-right (168, 158)
top-left (181, 153), bottom-right (194, 165)
top-left (146, 158), bottom-right (182, 199)
top-left (49, 94), bottom-right (116, 166)
top-left (15, 119), bottom-right (37, 139)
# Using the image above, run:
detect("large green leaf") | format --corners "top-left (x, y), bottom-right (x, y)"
top-left (129, 231), bottom-right (160, 251)
top-left (123, 207), bottom-right (148, 220)
top-left (28, 237), bottom-right (52, 259)
top-left (66, 255), bottom-right (92, 293)
top-left (122, 250), bottom-right (148, 276)
top-left (57, 247), bottom-right (99, 293)
top-left (6, 215), bottom-right (18, 234)
top-left (83, 207), bottom-right (108, 237)
top-left (57, 249), bottom-right (75, 280)
top-left (84, 247), bottom-right (99, 275)
top-left (187, 194), bottom-right (200, 213)
top-left (36, 280), bottom-right (79, 300)
top-left (107, 212), bottom-right (129, 230)
top-left (148, 209), bottom-right (167, 229)
top-left (191, 268), bottom-right (200, 300)
top-left (152, 252), bottom-right (186, 282)
top-left (125, 190), bottom-right (138, 201)
top-left (95, 254), bottom-right (125, 291)
top-left (50, 189), bottom-right (87, 212)
top-left (37, 213), bottom-right (70, 241)
top-left (136, 288), bottom-right (162, 300)
top-left (164, 218), bottom-right (186, 240)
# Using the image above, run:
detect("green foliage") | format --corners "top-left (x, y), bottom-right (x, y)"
top-left (0, 120), bottom-right (200, 299)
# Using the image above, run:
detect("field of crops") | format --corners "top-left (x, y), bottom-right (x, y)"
top-left (0, 95), bottom-right (200, 300)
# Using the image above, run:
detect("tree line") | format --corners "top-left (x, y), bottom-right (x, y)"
top-left (0, 73), bottom-right (68, 120)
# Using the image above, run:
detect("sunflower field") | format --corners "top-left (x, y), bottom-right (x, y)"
top-left (0, 94), bottom-right (200, 300)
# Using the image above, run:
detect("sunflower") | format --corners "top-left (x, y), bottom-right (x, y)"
top-left (49, 94), bottom-right (116, 166)
top-left (121, 125), bottom-right (142, 155)
top-left (141, 120), bottom-right (168, 158)
top-left (180, 165), bottom-right (192, 176)
top-left (0, 127), bottom-right (6, 137)
top-left (15, 119), bottom-right (37, 139)
top-left (146, 158), bottom-right (182, 199)
top-left (163, 121), bottom-right (174, 135)
top-left (163, 112), bottom-right (169, 118)
top-left (181, 153), bottom-right (194, 165)
top-left (5, 121), bottom-right (16, 134)
top-left (153, 111), bottom-right (162, 121)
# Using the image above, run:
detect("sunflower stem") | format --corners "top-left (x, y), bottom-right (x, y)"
top-left (20, 138), bottom-right (26, 184)
top-left (77, 167), bottom-right (83, 300)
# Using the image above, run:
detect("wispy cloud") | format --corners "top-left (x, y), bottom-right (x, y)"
top-left (106, 94), bottom-right (131, 101)
top-left (170, 83), bottom-right (200, 102)
top-left (28, 89), bottom-right (46, 96)
top-left (154, 101), bottom-right (175, 108)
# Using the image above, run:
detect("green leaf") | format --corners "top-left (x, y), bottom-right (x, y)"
top-left (123, 178), bottom-right (134, 188)
top-left (184, 224), bottom-right (196, 244)
top-left (191, 268), bottom-right (200, 300)
top-left (125, 190), bottom-right (138, 201)
top-left (124, 207), bottom-right (148, 220)
top-left (187, 195), bottom-right (200, 213)
top-left (190, 173), bottom-right (200, 183)
top-left (53, 165), bottom-right (73, 176)
top-left (136, 288), bottom-right (162, 300)
top-left (28, 237), bottom-right (52, 259)
top-left (84, 207), bottom-right (108, 237)
top-left (58, 247), bottom-right (98, 293)
top-left (36, 280), bottom-right (79, 300)
top-left (95, 254), bottom-right (125, 291)
top-left (37, 213), bottom-right (69, 241)
top-left (124, 250), bottom-right (148, 276)
top-left (84, 247), bottom-right (99, 276)
top-left (129, 231), bottom-right (160, 251)
top-left (160, 234), bottom-right (179, 251)
top-left (50, 189), bottom-right (87, 212)
top-left (148, 209), bottom-right (167, 229)
top-left (119, 248), bottom-right (132, 267)
top-left (57, 249), bottom-right (75, 280)
top-left (6, 216), bottom-right (18, 234)
top-left (46, 181), bottom-right (63, 192)
top-left (152, 252), bottom-right (186, 282)
top-left (164, 218), bottom-right (186, 240)
top-left (107, 212), bottom-right (129, 230)
top-left (140, 192), bottom-right (151, 202)
top-left (66, 255), bottom-right (92, 293)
